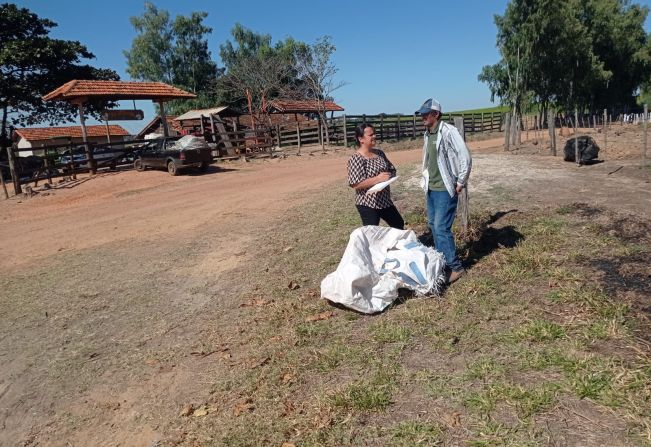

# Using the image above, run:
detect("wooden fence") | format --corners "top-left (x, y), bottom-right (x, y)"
top-left (272, 111), bottom-right (504, 150)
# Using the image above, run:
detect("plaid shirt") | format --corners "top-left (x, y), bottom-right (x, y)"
top-left (347, 148), bottom-right (396, 209)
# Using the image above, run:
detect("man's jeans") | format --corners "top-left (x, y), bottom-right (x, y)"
top-left (426, 189), bottom-right (463, 272)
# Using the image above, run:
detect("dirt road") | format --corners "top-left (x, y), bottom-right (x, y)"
top-left (2, 138), bottom-right (648, 272)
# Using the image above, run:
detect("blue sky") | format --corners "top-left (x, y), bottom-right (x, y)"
top-left (15, 0), bottom-right (651, 133)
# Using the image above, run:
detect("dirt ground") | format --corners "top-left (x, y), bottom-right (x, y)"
top-left (0, 126), bottom-right (649, 446)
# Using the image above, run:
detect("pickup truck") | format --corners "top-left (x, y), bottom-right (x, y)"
top-left (133, 136), bottom-right (212, 176)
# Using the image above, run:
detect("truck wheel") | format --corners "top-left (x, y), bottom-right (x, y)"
top-left (199, 161), bottom-right (210, 172)
top-left (134, 159), bottom-right (145, 171)
top-left (167, 161), bottom-right (179, 176)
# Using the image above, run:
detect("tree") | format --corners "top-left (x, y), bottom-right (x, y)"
top-left (479, 0), bottom-right (650, 125)
top-left (579, 0), bottom-right (651, 111)
top-left (216, 24), bottom-right (307, 124)
top-left (294, 36), bottom-right (345, 148)
top-left (124, 2), bottom-right (220, 115)
top-left (0, 3), bottom-right (119, 148)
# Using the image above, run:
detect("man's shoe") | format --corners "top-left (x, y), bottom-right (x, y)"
top-left (447, 269), bottom-right (466, 285)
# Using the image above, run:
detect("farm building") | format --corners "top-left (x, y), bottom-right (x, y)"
top-left (173, 107), bottom-right (240, 135)
top-left (136, 116), bottom-right (181, 139)
top-left (171, 100), bottom-right (345, 134)
top-left (267, 99), bottom-right (344, 120)
top-left (13, 125), bottom-right (131, 156)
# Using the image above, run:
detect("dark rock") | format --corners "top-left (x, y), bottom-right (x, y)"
top-left (563, 136), bottom-right (600, 163)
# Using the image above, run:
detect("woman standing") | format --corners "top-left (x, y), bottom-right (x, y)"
top-left (347, 123), bottom-right (404, 229)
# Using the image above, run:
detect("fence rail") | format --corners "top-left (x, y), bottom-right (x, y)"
top-left (271, 111), bottom-right (504, 150)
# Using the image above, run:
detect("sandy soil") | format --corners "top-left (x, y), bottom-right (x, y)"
top-left (0, 128), bottom-right (649, 445)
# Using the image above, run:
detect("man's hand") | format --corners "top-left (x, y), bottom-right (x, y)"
top-left (455, 184), bottom-right (464, 194)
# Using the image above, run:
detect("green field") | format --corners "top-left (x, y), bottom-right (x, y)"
top-left (449, 105), bottom-right (509, 114)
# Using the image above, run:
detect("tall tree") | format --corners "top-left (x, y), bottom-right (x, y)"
top-left (124, 2), bottom-right (220, 114)
top-left (579, 0), bottom-right (651, 111)
top-left (479, 0), bottom-right (650, 120)
top-left (294, 36), bottom-right (345, 147)
top-left (124, 3), bottom-right (174, 85)
top-left (0, 3), bottom-right (118, 150)
top-left (172, 12), bottom-right (218, 94)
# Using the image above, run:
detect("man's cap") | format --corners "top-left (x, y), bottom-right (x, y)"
top-left (416, 98), bottom-right (442, 114)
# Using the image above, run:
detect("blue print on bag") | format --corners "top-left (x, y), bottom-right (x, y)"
top-left (409, 261), bottom-right (427, 285)
top-left (381, 258), bottom-right (400, 274)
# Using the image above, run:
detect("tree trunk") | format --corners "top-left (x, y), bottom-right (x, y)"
top-left (0, 105), bottom-right (11, 198)
top-left (504, 113), bottom-right (511, 151)
top-left (321, 111), bottom-right (329, 147)
top-left (1, 103), bottom-right (8, 146)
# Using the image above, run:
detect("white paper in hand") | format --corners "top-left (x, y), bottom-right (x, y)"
top-left (367, 176), bottom-right (398, 194)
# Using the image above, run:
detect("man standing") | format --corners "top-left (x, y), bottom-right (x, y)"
top-left (416, 98), bottom-right (472, 284)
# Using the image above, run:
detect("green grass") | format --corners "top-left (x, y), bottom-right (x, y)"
top-left (329, 367), bottom-right (397, 411)
top-left (369, 321), bottom-right (412, 344)
top-left (514, 320), bottom-right (566, 342)
top-left (464, 356), bottom-right (505, 381)
top-left (449, 105), bottom-right (509, 114)
top-left (390, 421), bottom-right (444, 446)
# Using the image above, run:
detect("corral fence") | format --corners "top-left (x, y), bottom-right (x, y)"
top-left (1, 128), bottom-right (280, 195)
top-left (1, 138), bottom-right (148, 195)
top-left (269, 111), bottom-right (504, 150)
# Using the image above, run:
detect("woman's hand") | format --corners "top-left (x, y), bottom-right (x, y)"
top-left (376, 172), bottom-right (391, 184)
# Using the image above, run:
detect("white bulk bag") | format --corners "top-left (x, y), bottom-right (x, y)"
top-left (320, 226), bottom-right (446, 314)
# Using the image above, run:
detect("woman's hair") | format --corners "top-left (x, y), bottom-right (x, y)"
top-left (354, 123), bottom-right (374, 147)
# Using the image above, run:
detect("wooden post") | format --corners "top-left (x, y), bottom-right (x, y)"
top-left (603, 109), bottom-right (607, 156)
top-left (644, 104), bottom-right (648, 165)
top-left (200, 114), bottom-right (205, 135)
top-left (548, 110), bottom-right (556, 156)
top-left (6, 144), bottom-right (20, 194)
top-left (454, 116), bottom-right (469, 234)
top-left (275, 124), bottom-right (281, 149)
top-left (77, 102), bottom-right (95, 174)
top-left (574, 109), bottom-right (580, 166)
top-left (510, 111), bottom-right (518, 148)
top-left (317, 119), bottom-right (323, 147)
top-left (342, 114), bottom-right (348, 147)
top-left (209, 114), bottom-right (217, 143)
top-left (159, 101), bottom-right (169, 137)
top-left (516, 115), bottom-right (521, 146)
top-left (454, 117), bottom-right (465, 139)
top-left (323, 112), bottom-right (334, 146)
top-left (296, 122), bottom-right (301, 154)
top-left (412, 113), bottom-right (417, 138)
top-left (67, 138), bottom-right (76, 180)
top-left (396, 114), bottom-right (401, 141)
top-left (104, 119), bottom-right (112, 144)
top-left (0, 165), bottom-right (7, 199)
top-left (44, 157), bottom-right (52, 185)
top-left (379, 114), bottom-right (384, 142)
top-left (504, 113), bottom-right (511, 151)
